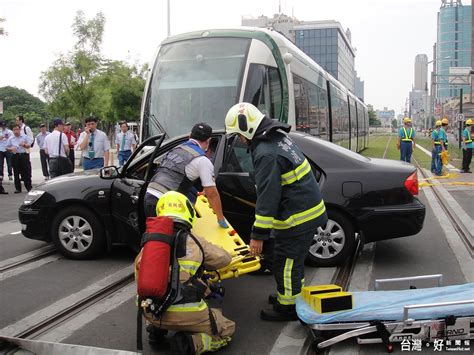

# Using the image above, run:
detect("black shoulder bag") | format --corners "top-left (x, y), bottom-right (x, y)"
top-left (58, 133), bottom-right (73, 175)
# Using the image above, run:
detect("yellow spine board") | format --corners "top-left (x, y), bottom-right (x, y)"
top-left (192, 195), bottom-right (261, 281)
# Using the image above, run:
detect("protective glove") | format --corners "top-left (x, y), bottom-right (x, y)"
top-left (218, 219), bottom-right (229, 229)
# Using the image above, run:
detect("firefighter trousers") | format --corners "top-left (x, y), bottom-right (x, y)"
top-left (146, 306), bottom-right (235, 353)
top-left (273, 231), bottom-right (314, 306)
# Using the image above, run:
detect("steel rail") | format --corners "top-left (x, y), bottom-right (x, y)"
top-left (413, 158), bottom-right (474, 257)
top-left (0, 247), bottom-right (57, 274)
top-left (13, 273), bottom-right (134, 340)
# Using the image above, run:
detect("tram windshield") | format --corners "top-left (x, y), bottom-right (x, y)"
top-left (143, 37), bottom-right (250, 139)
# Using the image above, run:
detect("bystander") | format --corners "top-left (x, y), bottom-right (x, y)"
top-left (36, 123), bottom-right (50, 180)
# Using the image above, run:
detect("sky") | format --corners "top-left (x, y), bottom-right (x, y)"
top-left (0, 0), bottom-right (471, 116)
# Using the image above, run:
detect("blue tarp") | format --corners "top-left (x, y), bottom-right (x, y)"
top-left (297, 283), bottom-right (474, 324)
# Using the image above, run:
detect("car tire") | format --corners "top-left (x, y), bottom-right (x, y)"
top-left (51, 206), bottom-right (106, 260)
top-left (306, 209), bottom-right (356, 267)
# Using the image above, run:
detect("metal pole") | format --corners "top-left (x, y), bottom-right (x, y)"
top-left (167, 0), bottom-right (170, 36)
top-left (459, 88), bottom-right (463, 149)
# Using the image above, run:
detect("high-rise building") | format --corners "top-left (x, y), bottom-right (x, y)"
top-left (414, 54), bottom-right (428, 91)
top-left (436, 0), bottom-right (472, 99)
top-left (293, 21), bottom-right (356, 92)
top-left (241, 16), bottom-right (358, 93)
top-left (355, 71), bottom-right (364, 101)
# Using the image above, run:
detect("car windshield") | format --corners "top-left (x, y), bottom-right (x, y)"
top-left (144, 37), bottom-right (250, 139)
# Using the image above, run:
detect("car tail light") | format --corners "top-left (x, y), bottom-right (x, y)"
top-left (404, 172), bottom-right (418, 196)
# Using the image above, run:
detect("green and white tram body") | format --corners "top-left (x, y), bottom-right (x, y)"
top-left (141, 28), bottom-right (368, 152)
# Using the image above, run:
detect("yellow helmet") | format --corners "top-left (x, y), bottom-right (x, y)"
top-left (435, 120), bottom-right (442, 126)
top-left (466, 118), bottom-right (473, 125)
top-left (403, 117), bottom-right (412, 123)
top-left (225, 102), bottom-right (265, 140)
top-left (441, 118), bottom-right (449, 125)
top-left (156, 191), bottom-right (195, 228)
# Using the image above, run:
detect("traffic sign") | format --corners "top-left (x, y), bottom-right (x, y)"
top-left (457, 113), bottom-right (464, 121)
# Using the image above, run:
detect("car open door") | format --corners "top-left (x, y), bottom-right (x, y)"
top-left (216, 135), bottom-right (257, 239)
top-left (109, 134), bottom-right (165, 249)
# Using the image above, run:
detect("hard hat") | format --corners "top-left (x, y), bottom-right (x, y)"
top-left (403, 117), bottom-right (412, 123)
top-left (156, 191), bottom-right (195, 228)
top-left (435, 120), bottom-right (442, 126)
top-left (225, 102), bottom-right (265, 140)
top-left (466, 118), bottom-right (473, 125)
top-left (441, 118), bottom-right (449, 125)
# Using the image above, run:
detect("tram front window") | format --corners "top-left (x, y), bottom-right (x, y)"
top-left (145, 38), bottom-right (250, 139)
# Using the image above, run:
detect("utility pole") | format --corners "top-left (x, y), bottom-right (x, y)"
top-left (167, 0), bottom-right (171, 37)
top-left (459, 88), bottom-right (463, 149)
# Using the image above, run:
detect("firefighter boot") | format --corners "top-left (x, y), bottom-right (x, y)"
top-left (170, 332), bottom-right (195, 355)
top-left (260, 302), bottom-right (298, 321)
top-left (268, 293), bottom-right (277, 305)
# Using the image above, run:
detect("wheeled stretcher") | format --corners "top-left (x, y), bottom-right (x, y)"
top-left (192, 195), bottom-right (261, 281)
top-left (296, 275), bottom-right (474, 353)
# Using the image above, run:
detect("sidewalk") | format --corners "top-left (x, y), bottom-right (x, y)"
top-left (416, 144), bottom-right (474, 245)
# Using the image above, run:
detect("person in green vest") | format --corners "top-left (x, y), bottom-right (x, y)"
top-left (431, 120), bottom-right (442, 174)
top-left (397, 117), bottom-right (416, 163)
top-left (461, 118), bottom-right (473, 173)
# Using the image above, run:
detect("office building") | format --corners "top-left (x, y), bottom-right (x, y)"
top-left (414, 54), bottom-right (428, 91)
top-left (355, 71), bottom-right (364, 101)
top-left (436, 0), bottom-right (472, 99)
top-left (241, 13), bottom-right (299, 41)
top-left (294, 21), bottom-right (356, 92)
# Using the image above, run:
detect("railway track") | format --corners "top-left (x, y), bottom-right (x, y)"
top-left (0, 245), bottom-right (58, 279)
top-left (413, 157), bottom-right (474, 257)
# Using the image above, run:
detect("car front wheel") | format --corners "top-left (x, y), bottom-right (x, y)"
top-left (306, 210), bottom-right (356, 267)
top-left (51, 206), bottom-right (106, 259)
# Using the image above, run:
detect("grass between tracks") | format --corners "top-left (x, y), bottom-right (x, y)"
top-left (360, 134), bottom-right (431, 167)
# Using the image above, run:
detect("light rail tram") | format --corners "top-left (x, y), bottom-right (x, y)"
top-left (140, 28), bottom-right (368, 152)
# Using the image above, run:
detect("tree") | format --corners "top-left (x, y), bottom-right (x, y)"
top-left (0, 86), bottom-right (47, 128)
top-left (0, 17), bottom-right (6, 36)
top-left (40, 11), bottom-right (105, 119)
top-left (367, 104), bottom-right (381, 126)
top-left (391, 119), bottom-right (398, 129)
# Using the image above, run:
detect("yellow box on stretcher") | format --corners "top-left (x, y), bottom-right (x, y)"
top-left (302, 285), bottom-right (353, 314)
top-left (192, 195), bottom-right (261, 281)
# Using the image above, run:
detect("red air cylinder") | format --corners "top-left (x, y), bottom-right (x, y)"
top-left (137, 216), bottom-right (174, 298)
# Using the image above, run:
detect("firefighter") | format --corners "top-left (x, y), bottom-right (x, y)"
top-left (461, 118), bottom-right (473, 173)
top-left (431, 120), bottom-right (442, 175)
top-left (136, 191), bottom-right (235, 354)
top-left (144, 123), bottom-right (228, 229)
top-left (225, 102), bottom-right (328, 321)
top-left (397, 117), bottom-right (416, 163)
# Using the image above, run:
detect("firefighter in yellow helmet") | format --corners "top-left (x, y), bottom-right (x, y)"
top-left (225, 102), bottom-right (327, 321)
top-left (461, 118), bottom-right (473, 173)
top-left (431, 120), bottom-right (443, 174)
top-left (397, 117), bottom-right (416, 163)
top-left (135, 191), bottom-right (234, 354)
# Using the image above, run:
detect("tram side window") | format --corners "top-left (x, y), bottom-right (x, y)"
top-left (329, 83), bottom-right (350, 149)
top-left (294, 74), bottom-right (329, 140)
top-left (243, 64), bottom-right (282, 119)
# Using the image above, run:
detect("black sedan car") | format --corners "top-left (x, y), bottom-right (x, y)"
top-left (19, 132), bottom-right (425, 266)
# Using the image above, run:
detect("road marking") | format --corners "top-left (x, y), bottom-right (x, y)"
top-left (0, 265), bottom-right (134, 337)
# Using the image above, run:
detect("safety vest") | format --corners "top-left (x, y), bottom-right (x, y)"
top-left (401, 127), bottom-right (414, 142)
top-left (432, 130), bottom-right (441, 145)
top-left (250, 131), bottom-right (328, 239)
top-left (149, 140), bottom-right (205, 196)
top-left (464, 128), bottom-right (473, 144)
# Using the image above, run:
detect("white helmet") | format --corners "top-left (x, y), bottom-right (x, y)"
top-left (225, 102), bottom-right (265, 140)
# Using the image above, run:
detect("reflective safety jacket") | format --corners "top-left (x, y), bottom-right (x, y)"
top-left (249, 117), bottom-right (328, 240)
top-left (400, 127), bottom-right (414, 142)
top-left (463, 127), bottom-right (473, 148)
top-left (149, 140), bottom-right (205, 196)
top-left (431, 129), bottom-right (441, 145)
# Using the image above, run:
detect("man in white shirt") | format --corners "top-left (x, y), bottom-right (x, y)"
top-left (0, 120), bottom-right (14, 193)
top-left (78, 116), bottom-right (110, 170)
top-left (115, 121), bottom-right (137, 166)
top-left (44, 118), bottom-right (70, 178)
top-left (16, 115), bottom-right (34, 151)
top-left (36, 124), bottom-right (50, 180)
top-left (7, 125), bottom-right (33, 192)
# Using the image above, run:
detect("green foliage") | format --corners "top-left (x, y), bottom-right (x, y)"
top-left (368, 105), bottom-right (381, 126)
top-left (0, 86), bottom-right (47, 128)
top-left (39, 11), bottom-right (146, 135)
top-left (0, 17), bottom-right (6, 36)
top-left (391, 119), bottom-right (398, 128)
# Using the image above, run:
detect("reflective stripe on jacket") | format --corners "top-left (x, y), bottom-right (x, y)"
top-left (401, 127), bottom-right (414, 142)
top-left (250, 131), bottom-right (327, 239)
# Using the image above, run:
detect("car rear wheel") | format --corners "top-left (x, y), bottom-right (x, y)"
top-left (306, 210), bottom-right (355, 267)
top-left (51, 206), bottom-right (106, 259)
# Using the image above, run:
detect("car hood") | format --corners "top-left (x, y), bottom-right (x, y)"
top-left (33, 169), bottom-right (103, 191)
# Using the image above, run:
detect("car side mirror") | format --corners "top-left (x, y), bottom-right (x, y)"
top-left (100, 166), bottom-right (119, 179)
